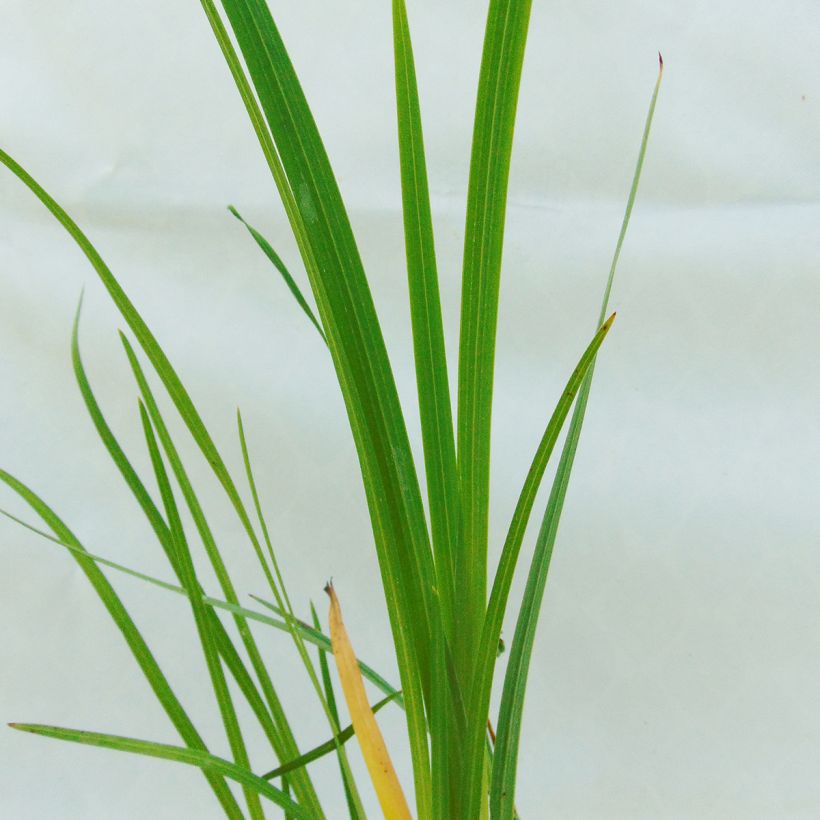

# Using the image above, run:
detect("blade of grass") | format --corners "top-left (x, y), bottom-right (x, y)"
top-left (119, 334), bottom-right (323, 816)
top-left (9, 724), bottom-right (308, 817)
top-left (237, 411), bottom-right (365, 816)
top-left (0, 149), bottom-right (329, 818)
top-left (70, 306), bottom-right (298, 766)
top-left (310, 603), bottom-right (364, 818)
top-left (262, 691), bottom-right (400, 782)
top-left (459, 314), bottom-right (616, 818)
top-left (0, 471), bottom-right (243, 819)
top-left (392, 0), bottom-right (459, 629)
top-left (228, 205), bottom-right (327, 344)
top-left (2, 507), bottom-right (404, 709)
top-left (490, 57), bottom-right (664, 819)
top-left (137, 401), bottom-right (263, 820)
top-left (455, 0), bottom-right (534, 688)
top-left (327, 583), bottom-right (412, 820)
top-left (211, 2), bottom-right (437, 810)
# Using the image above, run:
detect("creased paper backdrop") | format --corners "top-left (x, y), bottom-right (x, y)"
top-left (1, 1), bottom-right (819, 817)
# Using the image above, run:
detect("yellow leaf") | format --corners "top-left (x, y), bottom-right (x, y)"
top-left (326, 583), bottom-right (412, 819)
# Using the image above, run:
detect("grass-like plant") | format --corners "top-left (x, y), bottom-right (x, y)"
top-left (1, 1), bottom-right (661, 817)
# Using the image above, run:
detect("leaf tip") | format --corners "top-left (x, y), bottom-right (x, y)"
top-left (658, 51), bottom-right (664, 72)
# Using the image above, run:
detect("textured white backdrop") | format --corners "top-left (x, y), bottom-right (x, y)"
top-left (1, 1), bottom-right (819, 818)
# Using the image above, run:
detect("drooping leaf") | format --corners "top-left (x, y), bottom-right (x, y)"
top-left (0, 471), bottom-right (243, 819)
top-left (9, 724), bottom-right (308, 817)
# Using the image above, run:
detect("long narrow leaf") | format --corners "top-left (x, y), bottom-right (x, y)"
top-left (460, 314), bottom-right (616, 817)
top-left (490, 58), bottom-right (664, 819)
top-left (392, 0), bottom-right (459, 629)
top-left (9, 724), bottom-right (308, 817)
top-left (327, 584), bottom-right (412, 820)
top-left (0, 149), bottom-right (328, 817)
top-left (228, 205), bottom-right (327, 344)
top-left (70, 308), bottom-right (299, 769)
top-left (138, 402), bottom-right (263, 820)
top-left (237, 411), bottom-right (365, 815)
top-left (455, 0), bottom-right (534, 684)
top-left (0, 509), bottom-right (404, 706)
top-left (261, 692), bottom-right (400, 782)
top-left (310, 603), bottom-right (364, 818)
top-left (120, 334), bottom-right (322, 815)
top-left (0, 472), bottom-right (243, 819)
top-left (212, 2), bottom-right (436, 810)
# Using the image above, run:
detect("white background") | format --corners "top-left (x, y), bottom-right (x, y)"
top-left (1, 1), bottom-right (819, 818)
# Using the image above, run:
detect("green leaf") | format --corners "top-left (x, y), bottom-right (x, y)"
top-left (490, 58), bottom-right (664, 820)
top-left (237, 411), bottom-right (364, 815)
top-left (392, 0), bottom-right (459, 629)
top-left (228, 205), bottom-right (327, 344)
top-left (392, 6), bottom-right (462, 815)
top-left (261, 691), bottom-right (400, 782)
top-left (137, 402), bottom-right (263, 820)
top-left (0, 508), bottom-right (404, 709)
top-left (455, 0), bottom-right (534, 684)
top-left (459, 314), bottom-right (616, 818)
top-left (70, 305), bottom-right (291, 767)
top-left (0, 471), bottom-right (243, 820)
top-left (119, 333), bottom-right (323, 815)
top-left (212, 1), bottom-right (437, 811)
top-left (9, 724), bottom-right (308, 817)
top-left (0, 152), bottom-right (318, 809)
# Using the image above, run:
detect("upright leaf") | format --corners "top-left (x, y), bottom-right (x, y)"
top-left (456, 0), bottom-right (534, 683)
top-left (392, 0), bottom-right (459, 625)
top-left (459, 314), bottom-right (615, 818)
top-left (490, 58), bottom-right (664, 819)
top-left (327, 584), bottom-right (412, 820)
top-left (211, 1), bottom-right (437, 810)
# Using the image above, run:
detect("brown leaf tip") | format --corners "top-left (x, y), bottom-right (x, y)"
top-left (324, 580), bottom-right (334, 596)
top-left (658, 52), bottom-right (664, 70)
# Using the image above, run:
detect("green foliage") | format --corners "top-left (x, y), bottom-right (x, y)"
top-left (1, 3), bottom-right (661, 817)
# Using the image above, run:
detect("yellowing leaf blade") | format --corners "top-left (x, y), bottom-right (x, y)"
top-left (327, 584), bottom-right (411, 820)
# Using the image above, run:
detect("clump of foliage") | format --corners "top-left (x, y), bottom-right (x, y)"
top-left (1, 1), bottom-right (661, 817)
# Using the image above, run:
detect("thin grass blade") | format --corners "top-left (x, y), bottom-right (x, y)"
top-left (0, 508), bottom-right (404, 708)
top-left (138, 402), bottom-right (263, 820)
top-left (228, 206), bottom-right (327, 344)
top-left (392, 0), bottom-right (459, 629)
top-left (0, 471), bottom-right (243, 819)
top-left (120, 334), bottom-right (323, 816)
top-left (261, 692), bottom-right (400, 782)
top-left (9, 724), bottom-right (308, 817)
top-left (490, 58), bottom-right (664, 819)
top-left (70, 309), bottom-right (295, 765)
top-left (459, 314), bottom-right (616, 817)
top-left (237, 410), bottom-right (365, 815)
